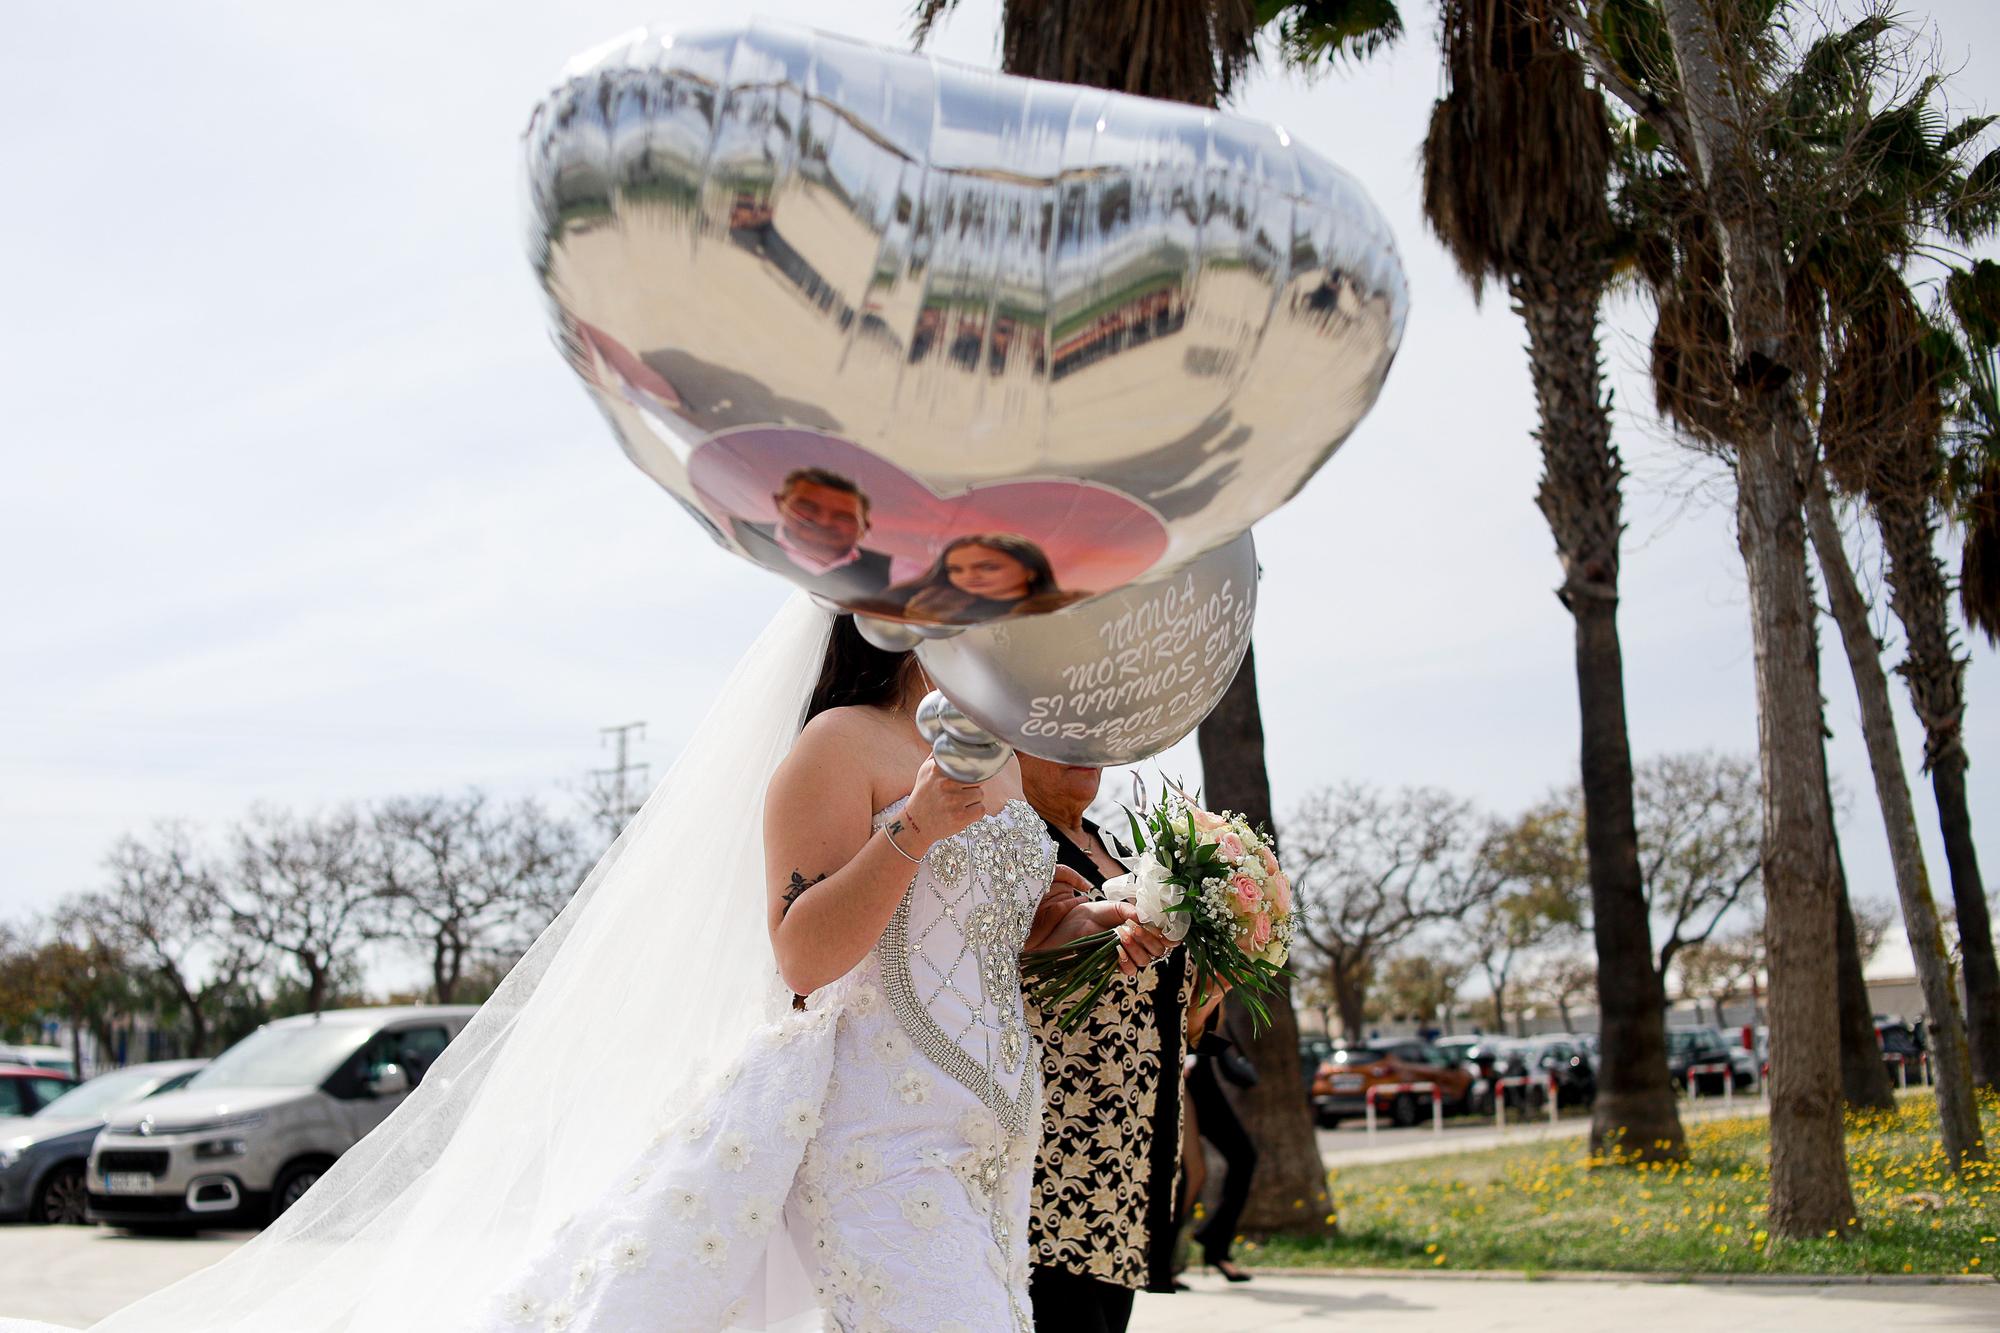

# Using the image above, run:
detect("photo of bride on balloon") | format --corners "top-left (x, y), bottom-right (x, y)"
top-left (688, 426), bottom-right (1169, 626)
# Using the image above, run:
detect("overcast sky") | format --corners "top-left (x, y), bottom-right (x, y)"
top-left (4, 1), bottom-right (1996, 992)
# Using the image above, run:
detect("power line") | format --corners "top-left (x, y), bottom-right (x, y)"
top-left (589, 721), bottom-right (648, 832)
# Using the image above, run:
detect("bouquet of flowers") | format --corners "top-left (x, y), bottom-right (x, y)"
top-left (1023, 787), bottom-right (1296, 1032)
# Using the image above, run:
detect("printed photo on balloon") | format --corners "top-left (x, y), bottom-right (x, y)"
top-left (686, 427), bottom-right (1170, 626)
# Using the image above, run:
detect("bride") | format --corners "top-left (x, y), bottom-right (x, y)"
top-left (7, 598), bottom-right (1161, 1333)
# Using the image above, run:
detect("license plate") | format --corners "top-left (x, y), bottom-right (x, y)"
top-left (1333, 1076), bottom-right (1363, 1091)
top-left (102, 1172), bottom-right (157, 1195)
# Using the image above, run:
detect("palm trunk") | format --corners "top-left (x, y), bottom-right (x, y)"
top-left (1872, 486), bottom-right (2000, 1087)
top-left (1516, 274), bottom-right (1686, 1161)
top-left (1932, 763), bottom-right (1999, 1085)
top-left (1200, 646), bottom-right (1332, 1235)
top-left (986, 9), bottom-right (1326, 1236)
top-left (1804, 477), bottom-right (1980, 1162)
top-left (1832, 814), bottom-right (1896, 1111)
top-left (1659, 0), bottom-right (1858, 1237)
top-left (1806, 566), bottom-right (1896, 1113)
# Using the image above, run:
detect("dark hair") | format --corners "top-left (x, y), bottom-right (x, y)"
top-left (899, 533), bottom-right (1060, 609)
top-left (779, 467), bottom-right (870, 519)
top-left (804, 614), bottom-right (917, 723)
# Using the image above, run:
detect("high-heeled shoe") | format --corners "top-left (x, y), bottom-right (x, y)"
top-left (1206, 1259), bottom-right (1252, 1283)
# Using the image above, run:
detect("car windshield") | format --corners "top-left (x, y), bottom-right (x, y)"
top-left (33, 1067), bottom-right (162, 1120)
top-left (1667, 1030), bottom-right (1712, 1054)
top-left (189, 1023), bottom-right (374, 1090)
top-left (1329, 1047), bottom-right (1387, 1064)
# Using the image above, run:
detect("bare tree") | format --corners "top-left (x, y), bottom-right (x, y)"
top-left (372, 793), bottom-right (582, 1004)
top-left (1525, 950), bottom-right (1599, 1034)
top-left (1375, 951), bottom-right (1469, 1029)
top-left (1637, 753), bottom-right (1763, 977)
top-left (220, 806), bottom-right (382, 1015)
top-left (1676, 927), bottom-right (1764, 1029)
top-left (97, 826), bottom-right (255, 1056)
top-left (1289, 785), bottom-right (1507, 1039)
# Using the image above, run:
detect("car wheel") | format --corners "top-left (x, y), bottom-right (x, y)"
top-left (1316, 1111), bottom-right (1342, 1129)
top-left (270, 1161), bottom-right (328, 1224)
top-left (1391, 1093), bottom-right (1419, 1128)
top-left (33, 1163), bottom-right (88, 1225)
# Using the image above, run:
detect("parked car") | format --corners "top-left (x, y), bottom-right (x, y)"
top-left (1434, 1036), bottom-right (1520, 1114)
top-left (1507, 1036), bottom-right (1597, 1108)
top-left (88, 1006), bottom-right (475, 1231)
top-left (1875, 1018), bottom-right (1926, 1084)
top-left (0, 1045), bottom-right (80, 1078)
top-left (0, 1066), bottom-right (77, 1119)
top-left (1667, 1025), bottom-right (1754, 1095)
top-left (0, 1059), bottom-right (206, 1224)
top-left (1311, 1040), bottom-right (1477, 1127)
top-left (1298, 1035), bottom-right (1333, 1100)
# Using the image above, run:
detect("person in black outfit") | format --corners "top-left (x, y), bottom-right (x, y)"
top-left (1019, 757), bottom-right (1187, 1333)
top-left (1187, 1027), bottom-right (1258, 1282)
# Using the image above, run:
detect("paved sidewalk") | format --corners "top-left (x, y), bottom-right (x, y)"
top-left (1144, 1271), bottom-right (1998, 1330)
top-left (3, 1227), bottom-right (1993, 1330)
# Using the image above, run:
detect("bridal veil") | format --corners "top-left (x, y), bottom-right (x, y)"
top-left (11, 596), bottom-right (834, 1332)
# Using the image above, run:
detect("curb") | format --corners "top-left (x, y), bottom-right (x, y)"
top-left (1237, 1267), bottom-right (1997, 1286)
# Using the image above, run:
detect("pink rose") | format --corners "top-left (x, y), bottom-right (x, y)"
top-left (1269, 870), bottom-right (1292, 916)
top-left (1256, 845), bottom-right (1279, 877)
top-left (1218, 832), bottom-right (1246, 862)
top-left (1231, 874), bottom-right (1261, 911)
top-left (1188, 806), bottom-right (1228, 833)
top-left (1252, 913), bottom-right (1273, 947)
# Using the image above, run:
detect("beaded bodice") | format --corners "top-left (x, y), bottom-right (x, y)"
top-left (869, 798), bottom-right (1056, 1141)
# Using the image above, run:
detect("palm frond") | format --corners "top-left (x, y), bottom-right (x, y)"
top-left (1259, 0), bottom-right (1405, 72)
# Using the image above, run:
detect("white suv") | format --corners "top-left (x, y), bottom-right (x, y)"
top-left (88, 1006), bottom-right (475, 1230)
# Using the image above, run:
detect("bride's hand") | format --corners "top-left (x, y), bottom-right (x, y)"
top-left (897, 757), bottom-right (987, 850)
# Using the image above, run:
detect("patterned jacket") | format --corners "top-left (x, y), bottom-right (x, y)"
top-left (1025, 819), bottom-right (1195, 1292)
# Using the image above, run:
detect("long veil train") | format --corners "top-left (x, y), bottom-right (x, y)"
top-left (5, 596), bottom-right (835, 1333)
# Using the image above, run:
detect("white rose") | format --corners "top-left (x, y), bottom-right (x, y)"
top-left (1104, 859), bottom-right (1190, 942)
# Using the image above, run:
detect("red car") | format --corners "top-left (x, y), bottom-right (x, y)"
top-left (0, 1065), bottom-right (78, 1117)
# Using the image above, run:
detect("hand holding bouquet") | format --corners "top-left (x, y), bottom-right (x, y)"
top-left (1023, 789), bottom-right (1296, 1032)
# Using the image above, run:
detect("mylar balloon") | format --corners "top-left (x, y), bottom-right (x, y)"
top-left (914, 532), bottom-right (1257, 765)
top-left (526, 22), bottom-right (1405, 626)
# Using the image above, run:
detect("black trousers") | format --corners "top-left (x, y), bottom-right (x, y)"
top-left (1187, 1055), bottom-right (1258, 1263)
top-left (1028, 1266), bottom-right (1136, 1333)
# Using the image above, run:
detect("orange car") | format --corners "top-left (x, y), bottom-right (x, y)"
top-left (1311, 1040), bottom-right (1477, 1127)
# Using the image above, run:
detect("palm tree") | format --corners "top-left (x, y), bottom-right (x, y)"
top-left (1941, 261), bottom-right (2000, 645)
top-left (1822, 274), bottom-right (2000, 1093)
top-left (911, 0), bottom-right (1333, 1238)
top-left (1811, 76), bottom-right (2000, 1091)
top-left (1416, 0), bottom-right (1687, 1163)
top-left (1569, 0), bottom-right (1861, 1235)
top-left (1616, 10), bottom-right (1985, 1165)
top-left (1269, 0), bottom-right (1686, 1162)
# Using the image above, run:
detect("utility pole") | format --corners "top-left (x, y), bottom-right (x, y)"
top-left (590, 722), bottom-right (649, 835)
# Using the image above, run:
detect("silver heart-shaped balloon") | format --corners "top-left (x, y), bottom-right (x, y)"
top-left (916, 531), bottom-right (1257, 765)
top-left (526, 22), bottom-right (1405, 621)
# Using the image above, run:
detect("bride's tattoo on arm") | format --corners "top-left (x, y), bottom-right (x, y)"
top-left (781, 870), bottom-right (826, 916)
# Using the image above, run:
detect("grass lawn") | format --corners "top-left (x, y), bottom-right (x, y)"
top-left (1241, 1090), bottom-right (2000, 1277)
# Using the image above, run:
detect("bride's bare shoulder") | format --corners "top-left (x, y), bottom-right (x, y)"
top-left (785, 705), bottom-right (906, 773)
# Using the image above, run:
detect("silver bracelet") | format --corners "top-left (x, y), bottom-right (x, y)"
top-left (884, 824), bottom-right (925, 864)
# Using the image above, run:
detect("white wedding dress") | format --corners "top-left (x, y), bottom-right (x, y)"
top-left (475, 798), bottom-right (1057, 1333)
top-left (0, 600), bottom-right (1056, 1333)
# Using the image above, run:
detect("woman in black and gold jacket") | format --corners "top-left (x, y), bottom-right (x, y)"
top-left (1019, 757), bottom-right (1224, 1333)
